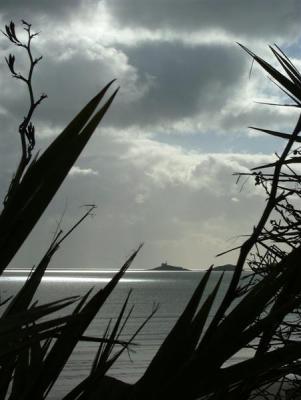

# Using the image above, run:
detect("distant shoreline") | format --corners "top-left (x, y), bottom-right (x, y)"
top-left (148, 262), bottom-right (190, 272)
top-left (6, 265), bottom-right (237, 273)
top-left (148, 262), bottom-right (237, 272)
top-left (212, 264), bottom-right (235, 272)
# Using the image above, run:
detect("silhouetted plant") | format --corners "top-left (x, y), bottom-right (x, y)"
top-left (0, 20), bottom-right (153, 400)
top-left (2, 20), bottom-right (47, 204)
top-left (120, 46), bottom-right (301, 400)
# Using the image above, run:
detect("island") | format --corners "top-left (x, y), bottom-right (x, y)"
top-left (149, 262), bottom-right (190, 271)
top-left (212, 264), bottom-right (236, 272)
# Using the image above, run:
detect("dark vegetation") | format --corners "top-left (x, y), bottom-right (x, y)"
top-left (0, 20), bottom-right (301, 399)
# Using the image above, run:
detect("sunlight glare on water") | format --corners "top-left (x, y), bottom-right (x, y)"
top-left (0, 270), bottom-right (247, 399)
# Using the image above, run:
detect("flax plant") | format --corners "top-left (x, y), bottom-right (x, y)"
top-left (122, 46), bottom-right (301, 400)
top-left (0, 21), bottom-right (152, 400)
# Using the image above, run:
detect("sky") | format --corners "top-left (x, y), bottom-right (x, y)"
top-left (0, 1), bottom-right (300, 270)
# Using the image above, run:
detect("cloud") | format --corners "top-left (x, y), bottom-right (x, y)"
top-left (0, 5), bottom-right (299, 142)
top-left (113, 41), bottom-right (245, 126)
top-left (69, 166), bottom-right (99, 177)
top-left (106, 0), bottom-right (301, 42)
top-left (0, 36), bottom-right (146, 126)
top-left (0, 1), bottom-right (89, 22)
top-left (13, 132), bottom-right (270, 268)
top-left (8, 128), bottom-right (271, 268)
top-left (0, 1), bottom-right (300, 269)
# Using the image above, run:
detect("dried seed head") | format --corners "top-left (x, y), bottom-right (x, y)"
top-left (5, 54), bottom-right (16, 75)
top-left (4, 21), bottom-right (21, 44)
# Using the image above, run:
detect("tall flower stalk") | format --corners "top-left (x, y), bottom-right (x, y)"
top-left (2, 20), bottom-right (47, 204)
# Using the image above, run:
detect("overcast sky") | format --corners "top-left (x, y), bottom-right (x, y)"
top-left (0, 1), bottom-right (300, 270)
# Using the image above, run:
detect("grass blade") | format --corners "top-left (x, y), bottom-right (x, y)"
top-left (21, 245), bottom-right (142, 399)
top-left (238, 43), bottom-right (301, 103)
top-left (0, 82), bottom-right (118, 273)
top-left (250, 126), bottom-right (301, 142)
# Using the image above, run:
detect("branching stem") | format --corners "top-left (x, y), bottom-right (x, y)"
top-left (2, 21), bottom-right (47, 205)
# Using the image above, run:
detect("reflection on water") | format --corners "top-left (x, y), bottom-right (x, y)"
top-left (1, 276), bottom-right (156, 283)
top-left (2, 269), bottom-right (202, 283)
top-left (0, 270), bottom-right (250, 399)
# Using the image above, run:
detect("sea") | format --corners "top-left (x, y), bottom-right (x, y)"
top-left (1, 269), bottom-right (253, 399)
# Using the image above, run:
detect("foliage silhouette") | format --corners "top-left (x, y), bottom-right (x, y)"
top-left (0, 21), bottom-right (149, 400)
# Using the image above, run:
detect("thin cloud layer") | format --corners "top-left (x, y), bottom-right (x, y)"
top-left (12, 133), bottom-right (272, 268)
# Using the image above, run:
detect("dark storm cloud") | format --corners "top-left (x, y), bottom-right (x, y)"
top-left (0, 1), bottom-right (299, 136)
top-left (0, 39), bottom-right (122, 128)
top-left (106, 41), bottom-right (246, 128)
top-left (0, 0), bottom-right (300, 269)
top-left (0, 34), bottom-right (247, 133)
top-left (106, 0), bottom-right (301, 40)
top-left (0, 0), bottom-right (88, 21)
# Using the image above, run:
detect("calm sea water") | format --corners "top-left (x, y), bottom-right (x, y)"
top-left (1, 270), bottom-right (252, 399)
